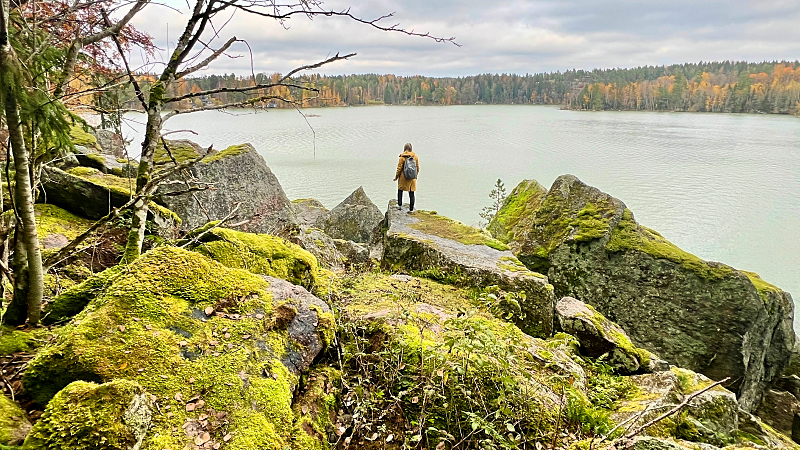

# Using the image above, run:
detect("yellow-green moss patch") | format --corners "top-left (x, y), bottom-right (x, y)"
top-left (35, 204), bottom-right (93, 243)
top-left (487, 179), bottom-right (547, 242)
top-left (606, 210), bottom-right (733, 281)
top-left (69, 125), bottom-right (98, 149)
top-left (409, 211), bottom-right (509, 250)
top-left (204, 144), bottom-right (251, 163)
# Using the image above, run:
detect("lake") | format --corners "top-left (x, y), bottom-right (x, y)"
top-left (123, 105), bottom-right (800, 320)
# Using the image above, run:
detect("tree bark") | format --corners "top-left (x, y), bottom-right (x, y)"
top-left (1, 0), bottom-right (43, 324)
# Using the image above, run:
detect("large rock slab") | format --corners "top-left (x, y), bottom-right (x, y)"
top-left (23, 246), bottom-right (333, 450)
top-left (40, 166), bottom-right (131, 219)
top-left (382, 200), bottom-right (555, 337)
top-left (315, 186), bottom-right (383, 244)
top-left (156, 143), bottom-right (297, 235)
top-left (493, 175), bottom-right (796, 412)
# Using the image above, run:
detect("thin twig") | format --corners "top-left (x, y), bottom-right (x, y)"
top-left (615, 377), bottom-right (730, 446)
top-left (179, 202), bottom-right (242, 249)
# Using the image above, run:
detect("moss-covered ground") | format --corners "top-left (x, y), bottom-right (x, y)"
top-left (408, 211), bottom-right (509, 251)
top-left (69, 126), bottom-right (99, 150)
top-left (35, 204), bottom-right (93, 243)
top-left (606, 209), bottom-right (733, 281)
top-left (24, 247), bottom-right (333, 450)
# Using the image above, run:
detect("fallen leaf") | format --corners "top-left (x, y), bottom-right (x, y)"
top-left (436, 442), bottom-right (446, 450)
top-left (214, 443), bottom-right (221, 449)
top-left (196, 399), bottom-right (206, 409)
top-left (398, 363), bottom-right (406, 370)
top-left (386, 434), bottom-right (394, 443)
top-left (119, 363), bottom-right (128, 370)
top-left (175, 393), bottom-right (183, 402)
top-left (366, 433), bottom-right (378, 441)
top-left (160, 374), bottom-right (169, 379)
top-left (411, 396), bottom-right (418, 404)
top-left (145, 324), bottom-right (153, 330)
top-left (255, 313), bottom-right (264, 319)
top-left (179, 341), bottom-right (188, 347)
top-left (224, 333), bottom-right (231, 339)
top-left (209, 340), bottom-right (218, 347)
top-left (301, 405), bottom-right (309, 415)
top-left (167, 412), bottom-right (174, 418)
top-left (186, 403), bottom-right (196, 412)
top-left (118, 325), bottom-right (126, 332)
top-left (189, 377), bottom-right (196, 384)
top-left (242, 335), bottom-right (250, 339)
top-left (204, 307), bottom-right (214, 316)
top-left (223, 434), bottom-right (232, 442)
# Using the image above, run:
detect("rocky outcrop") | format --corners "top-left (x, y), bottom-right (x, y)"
top-left (755, 389), bottom-right (800, 442)
top-left (382, 200), bottom-right (555, 338)
top-left (555, 296), bottom-right (667, 374)
top-left (73, 146), bottom-right (136, 177)
top-left (24, 246), bottom-right (333, 450)
top-left (315, 187), bottom-right (383, 244)
top-left (93, 129), bottom-right (126, 158)
top-left (492, 175), bottom-right (796, 412)
top-left (156, 143), bottom-right (298, 235)
top-left (292, 227), bottom-right (347, 270)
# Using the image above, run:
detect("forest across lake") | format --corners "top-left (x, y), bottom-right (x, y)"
top-left (125, 104), bottom-right (800, 324)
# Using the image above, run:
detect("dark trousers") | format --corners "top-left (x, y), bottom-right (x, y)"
top-left (398, 190), bottom-right (415, 210)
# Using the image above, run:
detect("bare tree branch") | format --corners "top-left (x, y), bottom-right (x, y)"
top-left (178, 202), bottom-right (241, 248)
top-left (176, 35), bottom-right (238, 78)
top-left (163, 94), bottom-right (298, 120)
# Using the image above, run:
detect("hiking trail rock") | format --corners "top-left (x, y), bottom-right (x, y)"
top-left (382, 200), bottom-right (555, 338)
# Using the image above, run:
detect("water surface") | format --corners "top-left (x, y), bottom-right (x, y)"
top-left (124, 106), bottom-right (800, 319)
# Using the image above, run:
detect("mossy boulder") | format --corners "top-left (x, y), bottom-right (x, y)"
top-left (315, 187), bottom-right (383, 244)
top-left (555, 297), bottom-right (664, 374)
top-left (292, 228), bottom-right (347, 271)
top-left (495, 175), bottom-right (795, 412)
top-left (155, 142), bottom-right (298, 235)
top-left (40, 167), bottom-right (131, 219)
top-left (24, 380), bottom-right (152, 450)
top-left (23, 246), bottom-right (334, 450)
top-left (189, 227), bottom-right (322, 292)
top-left (382, 200), bottom-right (555, 338)
top-left (35, 204), bottom-right (92, 251)
top-left (69, 125), bottom-right (101, 152)
top-left (0, 395), bottom-right (30, 445)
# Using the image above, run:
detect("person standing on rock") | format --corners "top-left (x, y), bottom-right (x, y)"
top-left (394, 143), bottom-right (420, 213)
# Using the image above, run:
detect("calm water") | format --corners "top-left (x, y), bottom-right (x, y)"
top-left (124, 106), bottom-right (800, 319)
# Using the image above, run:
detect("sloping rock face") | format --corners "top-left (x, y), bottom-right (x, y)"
top-left (0, 394), bottom-right (31, 445)
top-left (23, 246), bottom-right (333, 450)
top-left (157, 143), bottom-right (297, 235)
top-left (487, 179), bottom-right (548, 243)
top-left (292, 198), bottom-right (329, 228)
top-left (315, 187), bottom-right (383, 244)
top-left (492, 175), bottom-right (795, 412)
top-left (555, 296), bottom-right (666, 374)
top-left (41, 166), bottom-right (131, 219)
top-left (382, 200), bottom-right (555, 337)
top-left (755, 389), bottom-right (800, 442)
top-left (93, 129), bottom-right (126, 158)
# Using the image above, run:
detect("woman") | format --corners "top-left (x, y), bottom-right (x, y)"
top-left (393, 142), bottom-right (420, 212)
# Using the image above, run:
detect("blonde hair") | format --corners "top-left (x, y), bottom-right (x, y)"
top-left (403, 143), bottom-right (413, 152)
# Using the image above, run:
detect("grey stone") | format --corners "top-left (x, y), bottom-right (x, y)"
top-left (316, 186), bottom-right (383, 244)
top-left (496, 175), bottom-right (795, 412)
top-left (292, 198), bottom-right (329, 228)
top-left (292, 228), bottom-right (346, 270)
top-left (156, 143), bottom-right (298, 235)
top-left (41, 166), bottom-right (130, 219)
top-left (93, 129), bottom-right (126, 158)
top-left (332, 238), bottom-right (371, 267)
top-left (754, 389), bottom-right (800, 442)
top-left (382, 200), bottom-right (555, 338)
top-left (555, 296), bottom-right (653, 374)
top-left (263, 276), bottom-right (332, 376)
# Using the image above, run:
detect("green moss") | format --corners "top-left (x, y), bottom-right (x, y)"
top-left (204, 144), bottom-right (251, 163)
top-left (43, 266), bottom-right (124, 325)
top-left (408, 211), bottom-right (509, 250)
top-left (742, 271), bottom-right (782, 303)
top-left (0, 328), bottom-right (35, 355)
top-left (35, 204), bottom-right (93, 245)
top-left (571, 203), bottom-right (611, 242)
top-left (69, 126), bottom-right (98, 149)
top-left (153, 141), bottom-right (200, 164)
top-left (192, 228), bottom-right (321, 291)
top-left (148, 202), bottom-right (181, 224)
top-left (487, 179), bottom-right (547, 242)
top-left (66, 167), bottom-right (135, 195)
top-left (24, 379), bottom-right (149, 450)
top-left (579, 303), bottom-right (651, 368)
top-left (606, 209), bottom-right (734, 281)
top-left (24, 246), bottom-right (331, 450)
top-left (292, 367), bottom-right (340, 450)
top-left (0, 394), bottom-right (28, 446)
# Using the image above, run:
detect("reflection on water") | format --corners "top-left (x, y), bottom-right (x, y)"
top-left (124, 105), bottom-right (800, 322)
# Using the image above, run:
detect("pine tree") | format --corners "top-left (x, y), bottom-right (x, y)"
top-left (479, 179), bottom-right (507, 227)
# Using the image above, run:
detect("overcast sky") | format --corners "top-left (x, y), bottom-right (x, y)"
top-left (129, 0), bottom-right (800, 77)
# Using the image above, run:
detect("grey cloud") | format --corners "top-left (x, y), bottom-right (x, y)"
top-left (129, 0), bottom-right (800, 78)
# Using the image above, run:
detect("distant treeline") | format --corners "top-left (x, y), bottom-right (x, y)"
top-left (129, 61), bottom-right (800, 114)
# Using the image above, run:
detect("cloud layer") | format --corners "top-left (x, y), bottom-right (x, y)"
top-left (129, 0), bottom-right (800, 77)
